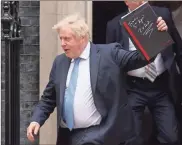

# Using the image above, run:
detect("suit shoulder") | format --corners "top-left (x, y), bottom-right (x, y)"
top-left (53, 53), bottom-right (66, 63)
top-left (152, 5), bottom-right (169, 11)
top-left (152, 6), bottom-right (170, 15)
top-left (55, 53), bottom-right (64, 60)
top-left (96, 43), bottom-right (121, 51)
top-left (107, 12), bottom-right (126, 26)
top-left (152, 6), bottom-right (171, 23)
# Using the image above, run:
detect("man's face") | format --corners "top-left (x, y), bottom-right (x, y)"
top-left (125, 1), bottom-right (144, 11)
top-left (59, 27), bottom-right (83, 59)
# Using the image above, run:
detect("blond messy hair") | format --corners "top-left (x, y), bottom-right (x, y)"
top-left (52, 13), bottom-right (90, 39)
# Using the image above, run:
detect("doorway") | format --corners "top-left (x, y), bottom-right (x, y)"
top-left (92, 1), bottom-right (127, 44)
top-left (92, 1), bottom-right (155, 144)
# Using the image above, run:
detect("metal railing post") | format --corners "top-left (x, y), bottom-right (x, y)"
top-left (1, 1), bottom-right (23, 145)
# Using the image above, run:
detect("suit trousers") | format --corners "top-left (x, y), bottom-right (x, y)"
top-left (56, 127), bottom-right (96, 145)
top-left (125, 71), bottom-right (179, 145)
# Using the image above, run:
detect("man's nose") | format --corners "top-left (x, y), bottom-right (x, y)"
top-left (61, 39), bottom-right (66, 46)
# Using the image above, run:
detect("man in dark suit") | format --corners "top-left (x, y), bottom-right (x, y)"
top-left (106, 1), bottom-right (182, 145)
top-left (27, 13), bottom-right (168, 145)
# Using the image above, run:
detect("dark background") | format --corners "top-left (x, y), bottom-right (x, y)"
top-left (92, 1), bottom-right (127, 44)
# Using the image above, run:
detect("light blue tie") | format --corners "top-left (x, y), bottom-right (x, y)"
top-left (63, 58), bottom-right (81, 130)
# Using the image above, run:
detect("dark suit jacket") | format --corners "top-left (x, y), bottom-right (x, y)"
top-left (31, 43), bottom-right (150, 145)
top-left (106, 6), bottom-right (182, 107)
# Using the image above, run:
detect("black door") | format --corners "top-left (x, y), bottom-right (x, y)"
top-left (92, 1), bottom-right (127, 44)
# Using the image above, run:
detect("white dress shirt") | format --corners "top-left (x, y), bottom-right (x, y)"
top-left (127, 38), bottom-right (166, 78)
top-left (62, 42), bottom-right (101, 129)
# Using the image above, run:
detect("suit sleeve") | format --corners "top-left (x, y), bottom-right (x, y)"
top-left (30, 57), bottom-right (57, 126)
top-left (106, 21), bottom-right (116, 43)
top-left (166, 9), bottom-right (182, 74)
top-left (111, 43), bottom-right (149, 71)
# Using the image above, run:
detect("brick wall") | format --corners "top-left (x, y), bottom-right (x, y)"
top-left (1, 41), bottom-right (5, 145)
top-left (1, 1), bottom-right (40, 145)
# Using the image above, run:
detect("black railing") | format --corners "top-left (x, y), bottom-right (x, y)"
top-left (1, 1), bottom-right (22, 145)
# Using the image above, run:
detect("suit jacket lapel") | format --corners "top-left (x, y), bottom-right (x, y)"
top-left (59, 56), bottom-right (71, 114)
top-left (119, 11), bottom-right (129, 50)
top-left (121, 26), bottom-right (129, 50)
top-left (90, 43), bottom-right (100, 95)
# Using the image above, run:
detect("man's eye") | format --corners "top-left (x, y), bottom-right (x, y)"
top-left (65, 37), bottom-right (70, 41)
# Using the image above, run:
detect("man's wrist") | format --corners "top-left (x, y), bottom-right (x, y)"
top-left (31, 121), bottom-right (40, 126)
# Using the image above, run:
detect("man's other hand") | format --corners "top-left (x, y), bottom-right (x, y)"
top-left (157, 16), bottom-right (168, 31)
top-left (27, 122), bottom-right (40, 142)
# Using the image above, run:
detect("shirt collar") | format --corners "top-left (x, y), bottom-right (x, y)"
top-left (71, 42), bottom-right (90, 62)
